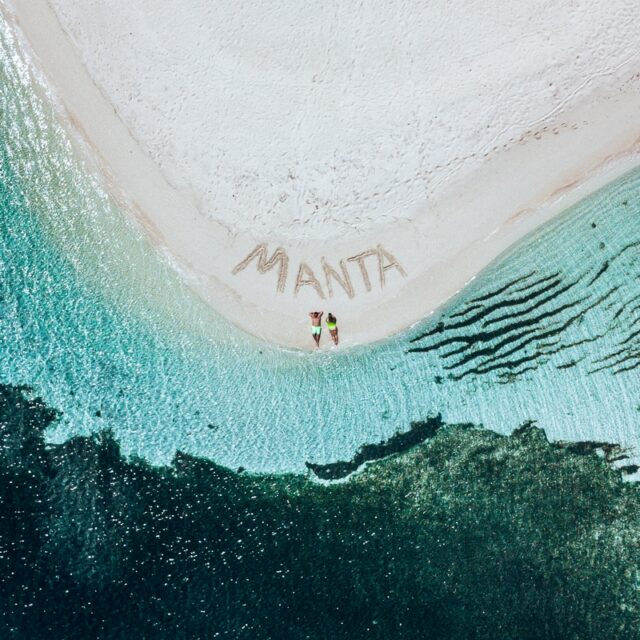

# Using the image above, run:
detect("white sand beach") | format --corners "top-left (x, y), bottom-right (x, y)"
top-left (4, 0), bottom-right (640, 348)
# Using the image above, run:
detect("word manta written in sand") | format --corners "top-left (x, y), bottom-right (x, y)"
top-left (232, 244), bottom-right (407, 299)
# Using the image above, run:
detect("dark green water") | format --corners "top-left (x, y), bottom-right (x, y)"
top-left (1, 384), bottom-right (638, 639)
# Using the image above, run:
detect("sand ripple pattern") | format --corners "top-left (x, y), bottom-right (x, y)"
top-left (408, 229), bottom-right (640, 382)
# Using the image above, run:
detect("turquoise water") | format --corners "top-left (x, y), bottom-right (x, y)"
top-left (1, 19), bottom-right (639, 475)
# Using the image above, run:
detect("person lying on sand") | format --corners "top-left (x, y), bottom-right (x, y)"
top-left (326, 313), bottom-right (339, 346)
top-left (309, 311), bottom-right (323, 347)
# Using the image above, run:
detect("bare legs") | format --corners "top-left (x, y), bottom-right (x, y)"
top-left (329, 329), bottom-right (339, 346)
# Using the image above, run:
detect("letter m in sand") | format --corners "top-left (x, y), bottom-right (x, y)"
top-left (232, 243), bottom-right (289, 293)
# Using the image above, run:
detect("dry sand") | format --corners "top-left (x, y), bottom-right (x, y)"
top-left (4, 0), bottom-right (640, 349)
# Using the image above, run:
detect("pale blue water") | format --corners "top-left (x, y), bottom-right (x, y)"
top-left (1, 20), bottom-right (639, 474)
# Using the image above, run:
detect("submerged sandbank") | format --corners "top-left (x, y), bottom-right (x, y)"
top-left (5, 0), bottom-right (640, 348)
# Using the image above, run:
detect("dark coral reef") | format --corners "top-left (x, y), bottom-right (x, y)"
top-left (1, 384), bottom-right (639, 639)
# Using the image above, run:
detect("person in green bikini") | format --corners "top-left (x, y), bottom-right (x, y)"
top-left (309, 311), bottom-right (323, 348)
top-left (326, 312), bottom-right (339, 346)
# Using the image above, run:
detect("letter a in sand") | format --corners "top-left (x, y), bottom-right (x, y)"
top-left (377, 244), bottom-right (407, 287)
top-left (294, 262), bottom-right (326, 299)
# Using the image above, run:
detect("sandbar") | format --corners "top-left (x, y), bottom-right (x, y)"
top-left (4, 0), bottom-right (640, 348)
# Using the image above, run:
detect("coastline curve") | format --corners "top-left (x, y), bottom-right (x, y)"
top-left (5, 0), bottom-right (640, 349)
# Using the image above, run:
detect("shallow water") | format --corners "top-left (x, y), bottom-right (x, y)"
top-left (0, 18), bottom-right (639, 475)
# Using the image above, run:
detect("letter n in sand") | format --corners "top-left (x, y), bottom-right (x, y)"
top-left (232, 244), bottom-right (289, 293)
top-left (321, 257), bottom-right (354, 299)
